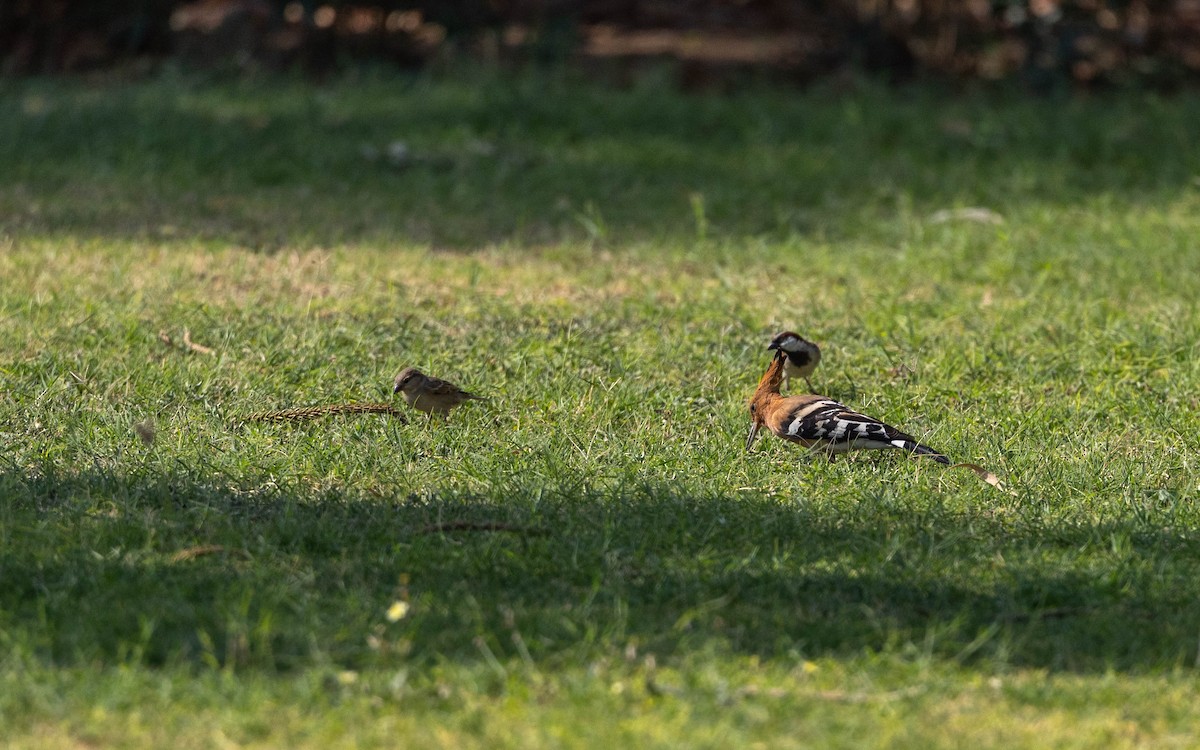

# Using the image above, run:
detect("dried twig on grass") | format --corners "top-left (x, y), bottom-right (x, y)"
top-left (241, 403), bottom-right (408, 423)
top-left (158, 328), bottom-right (215, 356)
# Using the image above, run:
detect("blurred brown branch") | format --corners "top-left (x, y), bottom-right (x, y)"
top-left (2, 1), bottom-right (1198, 88)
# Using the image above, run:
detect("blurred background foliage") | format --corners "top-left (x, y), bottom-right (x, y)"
top-left (3, 0), bottom-right (1198, 90)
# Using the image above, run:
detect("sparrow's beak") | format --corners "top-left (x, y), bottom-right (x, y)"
top-left (745, 420), bottom-right (761, 452)
top-left (767, 341), bottom-right (779, 351)
top-left (393, 381), bottom-right (402, 394)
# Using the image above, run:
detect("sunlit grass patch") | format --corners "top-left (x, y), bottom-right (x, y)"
top-left (1, 71), bottom-right (1200, 747)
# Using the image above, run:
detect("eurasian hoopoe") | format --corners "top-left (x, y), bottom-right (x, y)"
top-left (393, 367), bottom-right (486, 416)
top-left (767, 331), bottom-right (821, 391)
top-left (746, 351), bottom-right (949, 464)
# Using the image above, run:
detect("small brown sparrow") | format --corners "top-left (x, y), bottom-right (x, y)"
top-left (393, 367), bottom-right (485, 416)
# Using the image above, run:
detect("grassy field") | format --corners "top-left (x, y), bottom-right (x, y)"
top-left (2, 68), bottom-right (1200, 747)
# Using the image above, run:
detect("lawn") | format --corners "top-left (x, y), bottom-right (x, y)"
top-left (2, 68), bottom-right (1200, 748)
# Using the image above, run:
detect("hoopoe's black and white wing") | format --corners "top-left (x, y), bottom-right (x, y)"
top-left (781, 398), bottom-right (949, 464)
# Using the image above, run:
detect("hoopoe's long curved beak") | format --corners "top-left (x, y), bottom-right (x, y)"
top-left (745, 420), bottom-right (762, 451)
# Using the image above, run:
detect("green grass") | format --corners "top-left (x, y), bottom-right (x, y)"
top-left (2, 69), bottom-right (1200, 747)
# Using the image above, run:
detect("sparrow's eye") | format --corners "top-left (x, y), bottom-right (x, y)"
top-left (400, 376), bottom-right (412, 386)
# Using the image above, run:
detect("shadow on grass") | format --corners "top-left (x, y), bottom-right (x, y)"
top-left (1, 75), bottom-right (1197, 249)
top-left (3, 465), bottom-right (1197, 675)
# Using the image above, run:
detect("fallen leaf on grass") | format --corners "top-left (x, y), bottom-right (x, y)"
top-left (182, 328), bottom-right (215, 355)
top-left (950, 462), bottom-right (1013, 493)
top-left (928, 207), bottom-right (1004, 225)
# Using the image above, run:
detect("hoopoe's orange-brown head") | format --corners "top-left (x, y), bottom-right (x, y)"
top-left (746, 350), bottom-right (786, 451)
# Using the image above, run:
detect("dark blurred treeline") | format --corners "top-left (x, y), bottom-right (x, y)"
top-left (3, 1), bottom-right (1199, 89)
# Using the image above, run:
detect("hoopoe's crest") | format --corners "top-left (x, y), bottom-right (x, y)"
top-left (767, 331), bottom-right (821, 391)
top-left (747, 351), bottom-right (948, 464)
